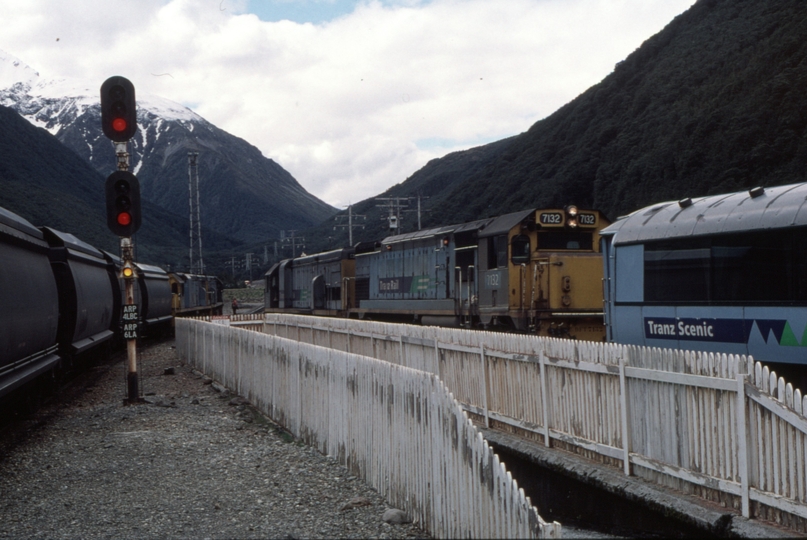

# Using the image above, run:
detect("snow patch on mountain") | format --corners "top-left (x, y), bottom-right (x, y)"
top-left (0, 49), bottom-right (337, 245)
top-left (0, 48), bottom-right (205, 135)
top-left (0, 50), bottom-right (39, 88)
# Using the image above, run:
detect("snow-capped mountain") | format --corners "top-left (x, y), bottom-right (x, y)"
top-left (0, 50), bottom-right (336, 246)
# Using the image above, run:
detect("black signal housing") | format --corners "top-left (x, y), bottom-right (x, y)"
top-left (100, 76), bottom-right (137, 141)
top-left (105, 170), bottom-right (141, 236)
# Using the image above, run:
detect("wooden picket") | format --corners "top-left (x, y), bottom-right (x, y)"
top-left (176, 318), bottom-right (560, 539)
top-left (243, 313), bottom-right (807, 529)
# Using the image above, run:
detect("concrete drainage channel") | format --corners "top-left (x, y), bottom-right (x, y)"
top-left (491, 445), bottom-right (712, 538)
top-left (482, 429), bottom-right (795, 539)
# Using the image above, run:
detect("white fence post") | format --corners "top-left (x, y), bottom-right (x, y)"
top-left (539, 351), bottom-right (550, 447)
top-left (400, 335), bottom-right (405, 366)
top-left (619, 356), bottom-right (631, 476)
top-left (435, 338), bottom-right (443, 382)
top-left (736, 373), bottom-right (750, 517)
top-left (480, 344), bottom-right (490, 428)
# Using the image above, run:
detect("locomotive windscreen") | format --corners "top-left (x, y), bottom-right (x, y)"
top-left (538, 230), bottom-right (594, 250)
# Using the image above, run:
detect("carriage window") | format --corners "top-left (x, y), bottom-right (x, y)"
top-left (644, 246), bottom-right (710, 302)
top-left (644, 228), bottom-right (807, 304)
top-left (511, 235), bottom-right (530, 264)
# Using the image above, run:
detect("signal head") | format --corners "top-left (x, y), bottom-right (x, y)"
top-left (105, 171), bottom-right (141, 236)
top-left (121, 262), bottom-right (136, 279)
top-left (100, 76), bottom-right (137, 141)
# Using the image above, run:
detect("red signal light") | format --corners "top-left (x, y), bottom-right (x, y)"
top-left (117, 212), bottom-right (132, 226)
top-left (112, 118), bottom-right (127, 132)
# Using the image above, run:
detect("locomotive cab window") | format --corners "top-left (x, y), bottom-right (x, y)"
top-left (487, 235), bottom-right (509, 269)
top-left (510, 235), bottom-right (530, 264)
top-left (538, 230), bottom-right (593, 251)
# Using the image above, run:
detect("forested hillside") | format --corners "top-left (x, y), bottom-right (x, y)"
top-left (311, 0), bottom-right (807, 252)
top-left (444, 0), bottom-right (807, 223)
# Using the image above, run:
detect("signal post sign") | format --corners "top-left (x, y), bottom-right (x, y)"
top-left (122, 305), bottom-right (139, 340)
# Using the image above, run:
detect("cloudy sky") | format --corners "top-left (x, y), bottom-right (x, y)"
top-left (0, 0), bottom-right (695, 207)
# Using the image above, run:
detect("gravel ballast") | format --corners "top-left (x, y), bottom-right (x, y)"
top-left (0, 339), bottom-right (430, 539)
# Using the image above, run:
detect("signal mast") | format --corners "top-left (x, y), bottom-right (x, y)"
top-left (100, 75), bottom-right (142, 404)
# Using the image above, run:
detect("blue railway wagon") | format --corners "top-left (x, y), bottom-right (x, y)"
top-left (602, 182), bottom-right (807, 366)
top-left (265, 248), bottom-right (355, 314)
top-left (354, 224), bottom-right (459, 323)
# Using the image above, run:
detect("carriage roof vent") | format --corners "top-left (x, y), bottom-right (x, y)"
top-left (749, 186), bottom-right (765, 198)
top-left (678, 197), bottom-right (693, 208)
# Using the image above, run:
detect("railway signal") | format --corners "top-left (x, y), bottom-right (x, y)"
top-left (100, 76), bottom-right (142, 405)
top-left (100, 76), bottom-right (137, 141)
top-left (105, 170), bottom-right (142, 237)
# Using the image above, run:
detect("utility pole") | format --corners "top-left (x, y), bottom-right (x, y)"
top-left (282, 230), bottom-right (305, 258)
top-left (188, 151), bottom-right (204, 274)
top-left (404, 194), bottom-right (430, 231)
top-left (334, 203), bottom-right (366, 246)
top-left (375, 196), bottom-right (410, 234)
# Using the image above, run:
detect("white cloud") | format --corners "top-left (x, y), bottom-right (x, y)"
top-left (0, 0), bottom-right (695, 207)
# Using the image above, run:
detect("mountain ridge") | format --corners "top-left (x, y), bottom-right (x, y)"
top-left (0, 50), bottom-right (336, 257)
top-left (0, 103), bottom-right (241, 265)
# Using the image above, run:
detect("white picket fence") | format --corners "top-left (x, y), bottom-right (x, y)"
top-left (175, 318), bottom-right (561, 539)
top-left (219, 313), bottom-right (807, 529)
